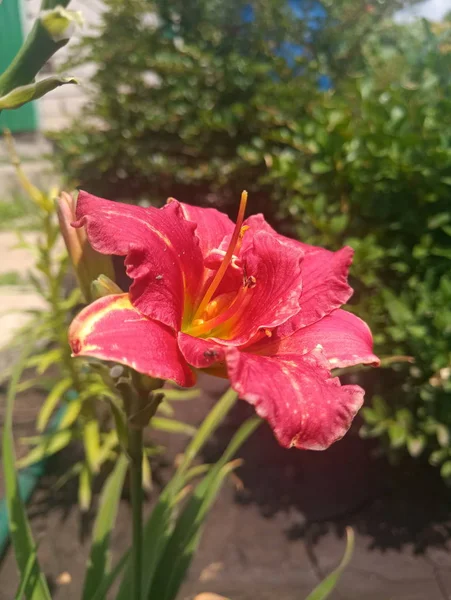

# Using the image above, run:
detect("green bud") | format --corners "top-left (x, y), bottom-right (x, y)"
top-left (40, 7), bottom-right (83, 42)
top-left (0, 76), bottom-right (77, 110)
top-left (91, 275), bottom-right (124, 299)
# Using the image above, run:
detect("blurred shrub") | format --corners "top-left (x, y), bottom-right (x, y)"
top-left (52, 0), bottom-right (405, 210)
top-left (52, 1), bottom-right (451, 478)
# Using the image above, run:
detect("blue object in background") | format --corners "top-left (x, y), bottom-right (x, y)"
top-left (242, 0), bottom-right (332, 89)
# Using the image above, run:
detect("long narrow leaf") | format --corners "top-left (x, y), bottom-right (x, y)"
top-left (37, 377), bottom-right (71, 431)
top-left (2, 347), bottom-right (51, 600)
top-left (169, 388), bottom-right (238, 490)
top-left (78, 465), bottom-right (93, 512)
top-left (82, 453), bottom-right (128, 600)
top-left (17, 429), bottom-right (74, 469)
top-left (90, 551), bottom-right (129, 600)
top-left (150, 417), bottom-right (260, 600)
top-left (117, 387), bottom-right (238, 600)
top-left (83, 419), bottom-right (101, 474)
top-left (151, 417), bottom-right (196, 437)
top-left (305, 527), bottom-right (355, 600)
top-left (14, 549), bottom-right (39, 600)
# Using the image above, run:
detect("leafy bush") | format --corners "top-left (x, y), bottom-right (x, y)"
top-left (53, 0), bottom-right (406, 208)
top-left (52, 1), bottom-right (451, 478)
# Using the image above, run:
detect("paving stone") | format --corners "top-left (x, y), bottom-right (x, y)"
top-left (0, 232), bottom-right (47, 356)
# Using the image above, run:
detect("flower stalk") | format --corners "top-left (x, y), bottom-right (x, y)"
top-left (128, 425), bottom-right (143, 600)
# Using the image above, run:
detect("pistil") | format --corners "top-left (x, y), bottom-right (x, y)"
top-left (193, 190), bottom-right (248, 321)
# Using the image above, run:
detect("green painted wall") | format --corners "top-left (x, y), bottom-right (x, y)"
top-left (0, 0), bottom-right (38, 132)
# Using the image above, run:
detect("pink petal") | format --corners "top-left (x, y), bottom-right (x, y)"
top-left (253, 309), bottom-right (379, 369)
top-left (244, 214), bottom-right (354, 328)
top-left (74, 191), bottom-right (204, 330)
top-left (294, 246), bottom-right (354, 328)
top-left (175, 200), bottom-right (235, 257)
top-left (226, 347), bottom-right (364, 450)
top-left (278, 309), bottom-right (379, 368)
top-left (216, 231), bottom-right (303, 345)
top-left (178, 332), bottom-right (226, 369)
top-left (244, 214), bottom-right (325, 255)
top-left (69, 294), bottom-right (195, 387)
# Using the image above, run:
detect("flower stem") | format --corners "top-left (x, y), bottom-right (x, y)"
top-left (128, 426), bottom-right (143, 600)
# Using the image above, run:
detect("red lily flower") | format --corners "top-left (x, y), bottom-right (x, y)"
top-left (68, 191), bottom-right (379, 450)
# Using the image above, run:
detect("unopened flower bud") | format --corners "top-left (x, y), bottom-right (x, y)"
top-left (91, 274), bottom-right (123, 299)
top-left (57, 191), bottom-right (115, 303)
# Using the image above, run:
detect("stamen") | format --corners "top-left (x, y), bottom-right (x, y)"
top-left (188, 280), bottom-right (254, 337)
top-left (193, 190), bottom-right (248, 320)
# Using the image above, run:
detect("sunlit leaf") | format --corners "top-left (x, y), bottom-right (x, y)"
top-left (305, 528), bottom-right (355, 600)
top-left (2, 347), bottom-right (51, 599)
top-left (82, 453), bottom-right (128, 600)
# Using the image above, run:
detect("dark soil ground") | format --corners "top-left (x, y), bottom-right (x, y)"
top-left (1, 373), bottom-right (451, 600)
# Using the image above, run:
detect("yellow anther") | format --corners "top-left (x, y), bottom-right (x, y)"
top-left (203, 300), bottom-right (218, 319)
top-left (191, 318), bottom-right (205, 327)
top-left (265, 329), bottom-right (272, 338)
top-left (239, 225), bottom-right (250, 239)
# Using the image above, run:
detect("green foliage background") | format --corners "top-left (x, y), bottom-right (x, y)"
top-left (52, 0), bottom-right (451, 477)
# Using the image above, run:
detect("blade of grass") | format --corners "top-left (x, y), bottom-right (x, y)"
top-left (150, 416), bottom-right (260, 600)
top-left (17, 429), bottom-right (75, 469)
top-left (90, 551), bottom-right (130, 600)
top-left (82, 453), bottom-right (128, 600)
top-left (116, 387), bottom-right (238, 600)
top-left (14, 547), bottom-right (39, 600)
top-left (169, 388), bottom-right (238, 491)
top-left (305, 527), bottom-right (355, 600)
top-left (3, 346), bottom-right (51, 600)
top-left (36, 377), bottom-right (71, 432)
top-left (151, 417), bottom-right (196, 437)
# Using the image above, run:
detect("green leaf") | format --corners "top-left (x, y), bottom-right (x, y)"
top-left (78, 465), bottom-right (93, 512)
top-left (436, 424), bottom-right (450, 448)
top-left (156, 400), bottom-right (174, 416)
top-left (3, 347), bottom-right (51, 600)
top-left (172, 388), bottom-right (238, 485)
top-left (142, 454), bottom-right (152, 492)
top-left (149, 416), bottom-right (261, 600)
top-left (0, 77), bottom-right (77, 110)
top-left (388, 422), bottom-right (407, 448)
top-left (36, 377), bottom-right (72, 432)
top-left (40, 7), bottom-right (83, 41)
top-left (14, 548), bottom-right (40, 600)
top-left (108, 397), bottom-right (129, 451)
top-left (407, 435), bottom-right (426, 458)
top-left (311, 160), bottom-right (332, 174)
top-left (17, 429), bottom-right (74, 469)
top-left (26, 349), bottom-right (62, 375)
top-left (116, 387), bottom-right (238, 600)
top-left (82, 453), bottom-right (128, 600)
top-left (151, 417), bottom-right (196, 437)
top-left (305, 528), bottom-right (355, 600)
top-left (83, 419), bottom-right (101, 474)
top-left (90, 552), bottom-right (129, 600)
top-left (159, 388), bottom-right (201, 401)
top-left (96, 430), bottom-right (120, 466)
top-left (57, 399), bottom-right (82, 430)
top-left (440, 461), bottom-right (451, 481)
